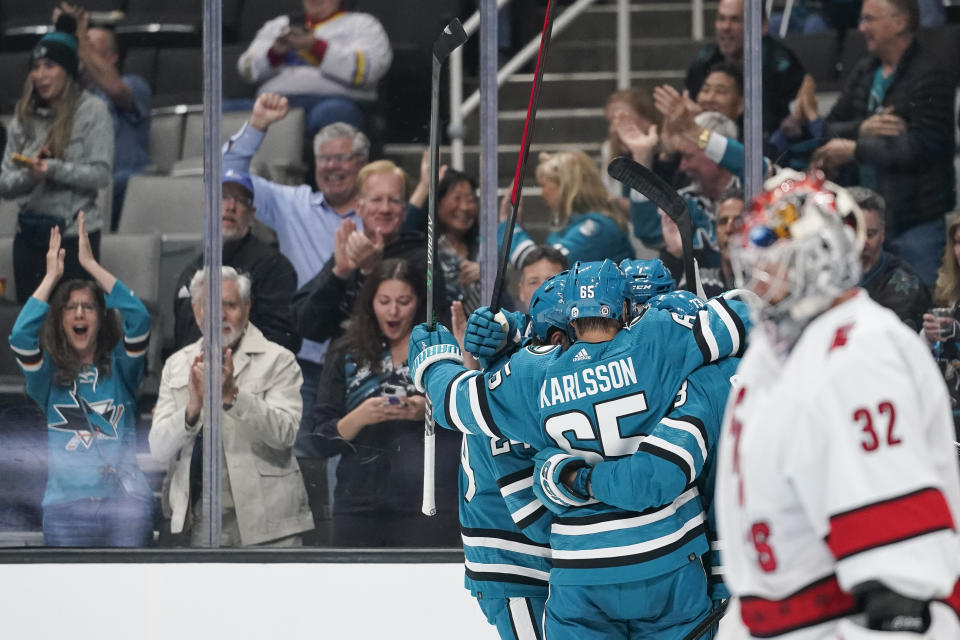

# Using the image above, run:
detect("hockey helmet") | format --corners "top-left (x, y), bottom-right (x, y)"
top-left (620, 258), bottom-right (675, 314)
top-left (564, 260), bottom-right (627, 323)
top-left (528, 271), bottom-right (571, 342)
top-left (730, 169), bottom-right (864, 345)
top-left (644, 290), bottom-right (705, 317)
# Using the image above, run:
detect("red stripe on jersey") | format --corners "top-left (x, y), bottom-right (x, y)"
top-left (941, 580), bottom-right (960, 620)
top-left (740, 574), bottom-right (859, 637)
top-left (826, 487), bottom-right (955, 560)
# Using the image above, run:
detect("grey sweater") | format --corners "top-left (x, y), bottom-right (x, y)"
top-left (0, 91), bottom-right (114, 234)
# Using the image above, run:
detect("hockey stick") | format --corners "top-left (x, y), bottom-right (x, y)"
top-left (423, 17), bottom-right (468, 517)
top-left (490, 0), bottom-right (558, 312)
top-left (681, 598), bottom-right (729, 640)
top-left (607, 156), bottom-right (700, 296)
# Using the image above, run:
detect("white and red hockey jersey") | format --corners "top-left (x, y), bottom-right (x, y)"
top-left (716, 291), bottom-right (960, 638)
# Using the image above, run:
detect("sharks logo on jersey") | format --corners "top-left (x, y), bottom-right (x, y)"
top-left (50, 385), bottom-right (124, 451)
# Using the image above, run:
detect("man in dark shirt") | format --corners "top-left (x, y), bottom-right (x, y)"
top-left (850, 185), bottom-right (931, 331)
top-left (811, 0), bottom-right (955, 288)
top-left (173, 170), bottom-right (301, 354)
top-left (685, 0), bottom-right (805, 136)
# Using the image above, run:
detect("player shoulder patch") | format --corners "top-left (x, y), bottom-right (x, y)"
top-left (578, 219), bottom-right (598, 237)
top-left (525, 344), bottom-right (559, 356)
top-left (828, 322), bottom-right (855, 353)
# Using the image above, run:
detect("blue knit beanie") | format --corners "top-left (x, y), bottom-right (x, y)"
top-left (32, 14), bottom-right (79, 77)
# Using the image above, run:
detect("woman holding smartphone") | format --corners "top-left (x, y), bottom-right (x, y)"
top-left (0, 15), bottom-right (113, 303)
top-left (307, 258), bottom-right (460, 547)
top-left (8, 214), bottom-right (153, 547)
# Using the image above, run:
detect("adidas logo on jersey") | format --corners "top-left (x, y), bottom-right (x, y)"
top-left (572, 348), bottom-right (591, 362)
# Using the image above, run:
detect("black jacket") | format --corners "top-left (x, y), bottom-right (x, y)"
top-left (825, 39), bottom-right (957, 233)
top-left (293, 230), bottom-right (448, 344)
top-left (173, 232), bottom-right (302, 354)
top-left (860, 251), bottom-right (932, 331)
top-left (305, 344), bottom-right (460, 514)
top-left (685, 35), bottom-right (805, 136)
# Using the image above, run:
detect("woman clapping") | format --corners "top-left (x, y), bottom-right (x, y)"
top-left (8, 213), bottom-right (153, 547)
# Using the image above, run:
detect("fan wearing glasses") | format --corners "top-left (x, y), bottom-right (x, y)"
top-left (171, 170), bottom-right (301, 357)
top-left (8, 212), bottom-right (154, 547)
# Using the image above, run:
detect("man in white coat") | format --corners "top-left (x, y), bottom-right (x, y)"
top-left (150, 267), bottom-right (314, 546)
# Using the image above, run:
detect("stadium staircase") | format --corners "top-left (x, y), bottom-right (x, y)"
top-left (383, 0), bottom-right (716, 243)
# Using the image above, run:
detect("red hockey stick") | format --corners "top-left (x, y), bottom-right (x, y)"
top-left (490, 0), bottom-right (558, 311)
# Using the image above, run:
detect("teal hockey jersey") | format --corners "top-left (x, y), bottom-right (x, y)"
top-left (422, 298), bottom-right (747, 585)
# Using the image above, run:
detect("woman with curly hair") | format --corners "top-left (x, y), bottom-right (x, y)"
top-left (307, 258), bottom-right (460, 547)
top-left (8, 214), bottom-right (153, 547)
top-left (500, 150), bottom-right (634, 270)
top-left (0, 14), bottom-right (113, 303)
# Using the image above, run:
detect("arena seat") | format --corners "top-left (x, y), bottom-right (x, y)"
top-left (0, 236), bottom-right (15, 303)
top-left (99, 232), bottom-right (164, 393)
top-left (0, 52), bottom-right (31, 113)
top-left (100, 234), bottom-right (162, 306)
top-left (0, 198), bottom-right (18, 238)
top-left (151, 47), bottom-right (203, 107)
top-left (118, 175), bottom-right (203, 235)
top-left (116, 0), bottom-right (200, 48)
top-left (115, 176), bottom-right (203, 353)
top-left (0, 302), bottom-right (24, 394)
top-left (147, 109), bottom-right (188, 174)
top-left (223, 42), bottom-right (256, 101)
top-left (174, 108), bottom-right (306, 182)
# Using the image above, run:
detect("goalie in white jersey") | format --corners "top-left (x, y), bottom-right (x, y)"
top-left (715, 170), bottom-right (960, 639)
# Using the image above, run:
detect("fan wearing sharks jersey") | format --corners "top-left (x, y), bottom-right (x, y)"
top-left (410, 260), bottom-right (748, 640)
top-left (8, 221), bottom-right (153, 547)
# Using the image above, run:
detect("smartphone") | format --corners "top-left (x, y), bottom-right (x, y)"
top-left (381, 384), bottom-right (407, 406)
top-left (10, 152), bottom-right (34, 167)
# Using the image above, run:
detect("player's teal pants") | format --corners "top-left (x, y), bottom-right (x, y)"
top-left (478, 595), bottom-right (547, 640)
top-left (543, 558), bottom-right (711, 640)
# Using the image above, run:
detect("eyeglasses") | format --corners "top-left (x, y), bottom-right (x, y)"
top-left (64, 302), bottom-right (96, 313)
top-left (316, 152), bottom-right (360, 164)
top-left (859, 12), bottom-right (895, 24)
top-left (223, 194), bottom-right (254, 208)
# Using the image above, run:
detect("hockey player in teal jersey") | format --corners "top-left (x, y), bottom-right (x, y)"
top-left (410, 260), bottom-right (748, 640)
top-left (619, 258), bottom-right (675, 316)
top-left (457, 273), bottom-right (574, 640)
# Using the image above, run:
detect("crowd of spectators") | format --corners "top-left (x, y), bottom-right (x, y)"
top-left (1, 0), bottom-right (959, 549)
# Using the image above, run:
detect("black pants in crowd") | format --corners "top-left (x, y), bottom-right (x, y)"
top-left (14, 221), bottom-right (100, 303)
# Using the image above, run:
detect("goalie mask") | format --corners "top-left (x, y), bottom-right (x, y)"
top-left (731, 169), bottom-right (864, 348)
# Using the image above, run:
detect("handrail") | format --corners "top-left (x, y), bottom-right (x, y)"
top-left (448, 0), bottom-right (511, 169)
top-left (692, 0), bottom-right (705, 40)
top-left (448, 0), bottom-right (708, 169)
top-left (449, 0), bottom-right (607, 169)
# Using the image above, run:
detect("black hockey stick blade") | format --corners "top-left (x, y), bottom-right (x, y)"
top-left (425, 20), bottom-right (469, 330)
top-left (491, 0), bottom-right (557, 311)
top-left (681, 599), bottom-right (729, 640)
top-left (433, 17), bottom-right (468, 62)
top-left (607, 156), bottom-right (698, 295)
